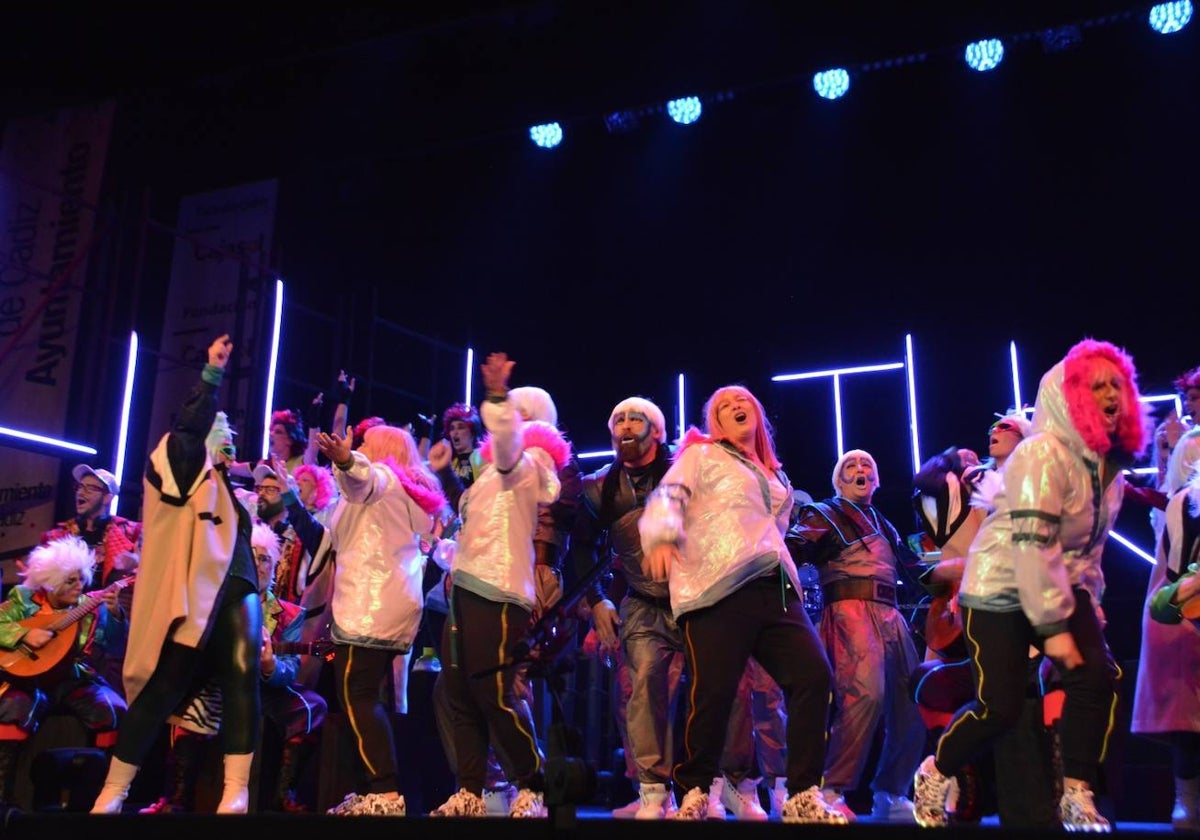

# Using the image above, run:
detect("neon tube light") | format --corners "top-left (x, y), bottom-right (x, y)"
top-left (465, 347), bottom-right (474, 406)
top-left (1108, 530), bottom-right (1155, 565)
top-left (260, 278), bottom-right (284, 461)
top-left (109, 330), bottom-right (138, 515)
top-left (772, 362), bottom-right (904, 382)
top-left (677, 373), bottom-right (686, 441)
top-left (0, 427), bottom-right (97, 455)
top-left (906, 333), bottom-right (921, 474)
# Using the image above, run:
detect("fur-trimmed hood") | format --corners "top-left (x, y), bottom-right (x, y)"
top-left (1032, 338), bottom-right (1150, 464)
top-left (480, 420), bottom-right (571, 471)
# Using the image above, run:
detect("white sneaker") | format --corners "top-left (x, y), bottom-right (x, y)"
top-left (781, 785), bottom-right (851, 824)
top-left (821, 787), bottom-right (857, 821)
top-left (430, 788), bottom-right (487, 817)
top-left (611, 796), bottom-right (641, 819)
top-left (484, 785), bottom-right (516, 816)
top-left (508, 788), bottom-right (547, 818)
top-left (326, 792), bottom-right (406, 816)
top-left (673, 787), bottom-right (708, 820)
top-left (871, 791), bottom-right (916, 823)
top-left (1059, 783), bottom-right (1111, 833)
top-left (633, 782), bottom-right (669, 819)
top-left (721, 776), bottom-right (768, 821)
top-left (706, 777), bottom-right (727, 820)
top-left (913, 755), bottom-right (954, 828)
top-left (767, 778), bottom-right (788, 820)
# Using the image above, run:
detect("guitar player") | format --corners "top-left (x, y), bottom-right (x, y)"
top-left (0, 535), bottom-right (128, 809)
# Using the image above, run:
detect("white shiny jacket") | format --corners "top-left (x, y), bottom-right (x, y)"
top-left (448, 399), bottom-right (563, 611)
top-left (960, 359), bottom-right (1127, 635)
top-left (639, 436), bottom-right (799, 619)
top-left (328, 451), bottom-right (433, 651)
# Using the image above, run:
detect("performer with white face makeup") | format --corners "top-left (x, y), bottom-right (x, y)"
top-left (912, 338), bottom-right (1150, 832)
top-left (787, 449), bottom-right (926, 823)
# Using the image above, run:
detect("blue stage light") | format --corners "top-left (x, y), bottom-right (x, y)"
top-left (812, 68), bottom-right (851, 100)
top-left (1150, 1), bottom-right (1193, 33)
top-left (964, 38), bottom-right (1005, 72)
top-left (666, 97), bottom-right (702, 125)
top-left (529, 122), bottom-right (563, 149)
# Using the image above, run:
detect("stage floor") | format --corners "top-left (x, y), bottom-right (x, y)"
top-left (0, 807), bottom-right (1175, 840)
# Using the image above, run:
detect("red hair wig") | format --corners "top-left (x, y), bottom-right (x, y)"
top-left (352, 416), bottom-right (386, 450)
top-left (1175, 365), bottom-right (1200, 394)
top-left (1062, 339), bottom-right (1149, 459)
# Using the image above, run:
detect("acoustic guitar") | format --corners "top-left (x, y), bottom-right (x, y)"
top-left (0, 574), bottom-right (136, 679)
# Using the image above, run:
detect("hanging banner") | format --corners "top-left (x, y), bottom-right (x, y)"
top-left (0, 100), bottom-right (116, 579)
top-left (144, 179), bottom-right (278, 469)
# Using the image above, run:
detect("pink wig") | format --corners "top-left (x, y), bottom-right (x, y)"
top-left (352, 415), bottom-right (386, 450)
top-left (1175, 365), bottom-right (1200, 394)
top-left (293, 463), bottom-right (335, 510)
top-left (442, 402), bottom-right (482, 441)
top-left (1062, 339), bottom-right (1149, 458)
top-left (702, 385), bottom-right (782, 471)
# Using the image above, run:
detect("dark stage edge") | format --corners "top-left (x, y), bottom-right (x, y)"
top-left (0, 809), bottom-right (1174, 839)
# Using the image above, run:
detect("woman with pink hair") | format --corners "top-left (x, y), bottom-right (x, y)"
top-left (637, 384), bottom-right (847, 824)
top-left (913, 338), bottom-right (1150, 831)
top-left (313, 422), bottom-right (449, 816)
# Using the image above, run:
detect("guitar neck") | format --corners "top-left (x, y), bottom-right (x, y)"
top-left (49, 577), bottom-right (135, 633)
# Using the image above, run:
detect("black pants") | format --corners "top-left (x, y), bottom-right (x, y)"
top-left (115, 578), bottom-right (262, 764)
top-left (935, 588), bottom-right (1118, 787)
top-left (675, 572), bottom-right (831, 794)
top-left (435, 586), bottom-right (542, 795)
top-left (333, 645), bottom-right (400, 794)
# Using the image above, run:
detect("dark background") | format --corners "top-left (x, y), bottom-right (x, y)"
top-left (3, 2), bottom-right (1195, 661)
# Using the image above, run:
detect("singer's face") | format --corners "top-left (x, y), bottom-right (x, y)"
top-left (448, 420), bottom-right (475, 455)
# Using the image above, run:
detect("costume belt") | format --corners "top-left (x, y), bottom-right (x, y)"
top-left (822, 578), bottom-right (896, 606)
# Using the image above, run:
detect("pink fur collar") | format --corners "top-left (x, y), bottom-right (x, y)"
top-left (479, 420), bottom-right (571, 470)
top-left (378, 457), bottom-right (447, 515)
top-left (673, 426), bottom-right (713, 461)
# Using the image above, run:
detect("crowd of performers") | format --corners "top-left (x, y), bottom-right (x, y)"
top-left (2, 332), bottom-right (1199, 830)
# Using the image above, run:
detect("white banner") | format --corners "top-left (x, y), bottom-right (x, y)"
top-left (145, 179), bottom-right (278, 467)
top-left (0, 101), bottom-right (115, 579)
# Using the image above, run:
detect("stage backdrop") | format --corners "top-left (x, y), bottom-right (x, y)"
top-left (144, 178), bottom-right (279, 469)
top-left (0, 101), bottom-right (115, 580)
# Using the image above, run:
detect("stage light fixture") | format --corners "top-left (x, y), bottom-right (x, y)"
top-left (1150, 0), bottom-right (1193, 33)
top-left (529, 122), bottom-right (563, 149)
top-left (812, 68), bottom-right (851, 100)
top-left (1041, 24), bottom-right (1083, 53)
top-left (604, 110), bottom-right (640, 134)
top-left (964, 38), bottom-right (1005, 71)
top-left (666, 97), bottom-right (702, 125)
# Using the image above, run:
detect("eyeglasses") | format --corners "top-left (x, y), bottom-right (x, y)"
top-left (254, 485), bottom-right (282, 497)
top-left (74, 482), bottom-right (108, 496)
top-left (253, 551), bottom-right (273, 564)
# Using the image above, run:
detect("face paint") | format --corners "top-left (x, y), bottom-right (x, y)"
top-left (612, 410), bottom-right (653, 464)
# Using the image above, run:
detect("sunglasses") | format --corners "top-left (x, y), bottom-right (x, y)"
top-left (989, 420), bottom-right (1021, 435)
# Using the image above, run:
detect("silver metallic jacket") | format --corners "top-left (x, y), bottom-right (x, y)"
top-left (959, 360), bottom-right (1126, 635)
top-left (451, 399), bottom-right (563, 611)
top-left (639, 439), bottom-right (799, 618)
top-left (328, 451), bottom-right (434, 651)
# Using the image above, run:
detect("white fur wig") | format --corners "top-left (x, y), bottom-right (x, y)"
top-left (608, 396), bottom-right (667, 444)
top-left (509, 386), bottom-right (558, 426)
top-left (22, 535), bottom-right (95, 591)
top-left (831, 449), bottom-right (880, 495)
